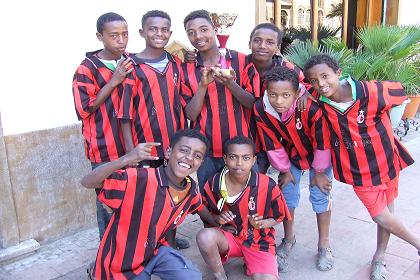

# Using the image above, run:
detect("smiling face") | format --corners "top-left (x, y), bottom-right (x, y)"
top-left (249, 27), bottom-right (280, 63)
top-left (306, 63), bottom-right (342, 100)
top-left (96, 20), bottom-right (128, 59)
top-left (140, 16), bottom-right (172, 50)
top-left (223, 143), bottom-right (256, 179)
top-left (165, 136), bottom-right (206, 180)
top-left (185, 17), bottom-right (217, 52)
top-left (267, 80), bottom-right (297, 114)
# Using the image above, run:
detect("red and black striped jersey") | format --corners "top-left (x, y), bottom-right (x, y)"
top-left (203, 170), bottom-right (290, 254)
top-left (72, 50), bottom-right (126, 163)
top-left (180, 50), bottom-right (260, 158)
top-left (254, 98), bottom-right (330, 170)
top-left (245, 55), bottom-right (309, 153)
top-left (118, 52), bottom-right (186, 158)
top-left (317, 79), bottom-right (414, 186)
top-left (94, 166), bottom-right (202, 279)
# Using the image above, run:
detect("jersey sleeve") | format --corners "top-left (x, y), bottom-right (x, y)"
top-left (379, 81), bottom-right (407, 111)
top-left (97, 168), bottom-right (136, 210)
top-left (179, 64), bottom-right (195, 108)
top-left (117, 71), bottom-right (136, 120)
top-left (269, 182), bottom-right (291, 222)
top-left (72, 63), bottom-right (98, 120)
top-left (241, 63), bottom-right (261, 98)
top-left (309, 101), bottom-right (331, 151)
top-left (188, 184), bottom-right (204, 214)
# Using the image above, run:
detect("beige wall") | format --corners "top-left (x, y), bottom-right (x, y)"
top-left (0, 122), bottom-right (96, 247)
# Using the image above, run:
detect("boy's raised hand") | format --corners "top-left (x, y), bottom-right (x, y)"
top-left (183, 49), bottom-right (197, 63)
top-left (215, 210), bottom-right (236, 225)
top-left (199, 66), bottom-right (214, 87)
top-left (311, 172), bottom-right (332, 194)
top-left (278, 170), bottom-right (296, 190)
top-left (111, 57), bottom-right (133, 87)
top-left (124, 142), bottom-right (160, 167)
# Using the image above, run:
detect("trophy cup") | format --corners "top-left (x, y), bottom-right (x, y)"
top-left (209, 12), bottom-right (238, 75)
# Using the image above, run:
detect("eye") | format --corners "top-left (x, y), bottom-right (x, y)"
top-left (228, 155), bottom-right (236, 160)
top-left (322, 74), bottom-right (328, 79)
top-left (180, 148), bottom-right (189, 153)
top-left (201, 28), bottom-right (208, 33)
top-left (309, 79), bottom-right (317, 85)
top-left (187, 31), bottom-right (194, 37)
top-left (266, 41), bottom-right (275, 46)
top-left (194, 153), bottom-right (203, 160)
top-left (283, 93), bottom-right (291, 98)
top-left (243, 156), bottom-right (251, 161)
top-left (268, 92), bottom-right (276, 97)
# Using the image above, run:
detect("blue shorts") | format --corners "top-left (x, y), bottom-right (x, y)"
top-left (282, 165), bottom-right (333, 214)
top-left (137, 246), bottom-right (201, 280)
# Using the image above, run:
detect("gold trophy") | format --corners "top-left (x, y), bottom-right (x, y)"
top-left (209, 12), bottom-right (238, 75)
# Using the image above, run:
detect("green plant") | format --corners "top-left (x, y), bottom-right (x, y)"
top-left (284, 25), bottom-right (340, 47)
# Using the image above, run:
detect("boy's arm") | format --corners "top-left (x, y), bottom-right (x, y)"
top-left (89, 58), bottom-right (133, 113)
top-left (197, 206), bottom-right (220, 227)
top-left (81, 142), bottom-right (160, 189)
top-left (121, 120), bottom-right (135, 153)
top-left (183, 67), bottom-right (214, 121)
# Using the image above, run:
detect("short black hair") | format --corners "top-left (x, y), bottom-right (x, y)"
top-left (170, 129), bottom-right (209, 151)
top-left (223, 136), bottom-right (256, 155)
top-left (303, 54), bottom-right (340, 77)
top-left (263, 66), bottom-right (300, 92)
top-left (249, 23), bottom-right (283, 46)
top-left (142, 10), bottom-right (171, 28)
top-left (183, 9), bottom-right (213, 29)
top-left (96, 12), bottom-right (126, 34)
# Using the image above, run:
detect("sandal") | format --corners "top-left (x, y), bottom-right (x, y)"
top-left (370, 259), bottom-right (388, 280)
top-left (276, 236), bottom-right (296, 272)
top-left (87, 260), bottom-right (95, 280)
top-left (175, 237), bottom-right (190, 250)
top-left (317, 247), bottom-right (334, 271)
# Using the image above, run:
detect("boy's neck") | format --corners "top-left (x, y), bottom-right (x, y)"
top-left (252, 57), bottom-right (273, 75)
top-left (199, 46), bottom-right (221, 66)
top-left (225, 171), bottom-right (250, 193)
top-left (137, 47), bottom-right (165, 60)
top-left (330, 82), bottom-right (352, 103)
top-left (97, 49), bottom-right (122, 61)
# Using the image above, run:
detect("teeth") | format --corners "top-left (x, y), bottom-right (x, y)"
top-left (178, 162), bottom-right (191, 169)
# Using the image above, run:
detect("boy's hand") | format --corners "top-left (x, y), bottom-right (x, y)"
top-left (248, 214), bottom-right (270, 229)
top-left (215, 210), bottom-right (236, 225)
top-left (296, 91), bottom-right (316, 111)
top-left (212, 66), bottom-right (236, 86)
top-left (199, 66), bottom-right (214, 87)
top-left (278, 170), bottom-right (295, 190)
top-left (183, 49), bottom-right (197, 63)
top-left (111, 57), bottom-right (133, 87)
top-left (311, 172), bottom-right (332, 195)
top-left (124, 142), bottom-right (160, 167)
top-left (221, 224), bottom-right (237, 235)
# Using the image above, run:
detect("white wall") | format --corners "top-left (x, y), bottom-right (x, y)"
top-left (398, 0), bottom-right (420, 26)
top-left (0, 0), bottom-right (254, 135)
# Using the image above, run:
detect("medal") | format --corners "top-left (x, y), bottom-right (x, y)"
top-left (248, 196), bottom-right (255, 211)
top-left (295, 118), bottom-right (302, 130)
top-left (174, 210), bottom-right (184, 225)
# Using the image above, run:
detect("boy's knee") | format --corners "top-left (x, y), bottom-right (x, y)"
top-left (196, 228), bottom-right (216, 251)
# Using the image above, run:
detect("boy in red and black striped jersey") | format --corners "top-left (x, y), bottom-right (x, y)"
top-left (72, 12), bottom-right (133, 240)
top-left (246, 23), bottom-right (310, 174)
top-left (81, 129), bottom-right (208, 280)
top-left (119, 10), bottom-right (186, 168)
top-left (304, 54), bottom-right (420, 279)
top-left (118, 10), bottom-right (189, 250)
top-left (181, 10), bottom-right (260, 191)
top-left (196, 136), bottom-right (290, 280)
top-left (254, 66), bottom-right (334, 272)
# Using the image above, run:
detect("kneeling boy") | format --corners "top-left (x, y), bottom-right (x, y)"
top-left (81, 129), bottom-right (208, 280)
top-left (196, 136), bottom-right (290, 280)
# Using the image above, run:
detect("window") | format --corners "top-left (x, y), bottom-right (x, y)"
top-left (298, 8), bottom-right (304, 26)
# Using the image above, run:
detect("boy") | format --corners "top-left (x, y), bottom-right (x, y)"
top-left (118, 10), bottom-right (188, 249)
top-left (181, 10), bottom-right (260, 191)
top-left (72, 12), bottom-right (133, 240)
top-left (304, 54), bottom-right (419, 279)
top-left (246, 23), bottom-right (310, 173)
top-left (253, 66), bottom-right (334, 272)
top-left (81, 129), bottom-right (208, 280)
top-left (196, 136), bottom-right (290, 280)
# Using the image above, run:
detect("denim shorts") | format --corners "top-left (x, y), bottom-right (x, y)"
top-left (281, 165), bottom-right (333, 214)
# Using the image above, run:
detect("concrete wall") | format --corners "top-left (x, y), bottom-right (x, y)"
top-left (0, 121), bottom-right (95, 248)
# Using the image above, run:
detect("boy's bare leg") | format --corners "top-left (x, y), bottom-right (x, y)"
top-left (372, 202), bottom-right (420, 253)
top-left (196, 228), bottom-right (229, 280)
top-left (283, 209), bottom-right (295, 242)
top-left (373, 203), bottom-right (393, 261)
top-left (316, 210), bottom-right (331, 249)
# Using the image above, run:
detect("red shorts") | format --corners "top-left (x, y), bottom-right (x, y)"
top-left (218, 229), bottom-right (278, 278)
top-left (353, 176), bottom-right (399, 218)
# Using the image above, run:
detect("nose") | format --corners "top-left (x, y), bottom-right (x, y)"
top-left (117, 35), bottom-right (125, 44)
top-left (237, 158), bottom-right (243, 166)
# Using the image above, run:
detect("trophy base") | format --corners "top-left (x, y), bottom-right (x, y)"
top-left (219, 68), bottom-right (231, 76)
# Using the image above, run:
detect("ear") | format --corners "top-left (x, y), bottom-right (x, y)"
top-left (165, 147), bottom-right (172, 161)
top-left (223, 154), bottom-right (228, 165)
top-left (96, 32), bottom-right (103, 42)
top-left (337, 68), bottom-right (342, 76)
top-left (252, 155), bottom-right (257, 166)
top-left (139, 29), bottom-right (145, 38)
